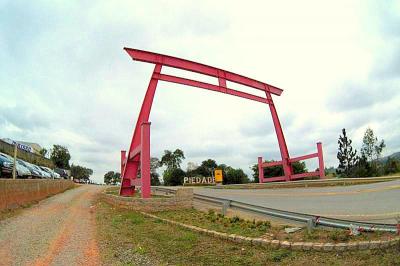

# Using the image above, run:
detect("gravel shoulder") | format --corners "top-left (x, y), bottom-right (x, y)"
top-left (0, 184), bottom-right (104, 266)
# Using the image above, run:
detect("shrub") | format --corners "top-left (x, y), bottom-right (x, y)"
top-left (328, 229), bottom-right (349, 242)
top-left (207, 209), bottom-right (215, 216)
top-left (229, 216), bottom-right (241, 223)
top-left (163, 168), bottom-right (186, 186)
top-left (270, 250), bottom-right (291, 262)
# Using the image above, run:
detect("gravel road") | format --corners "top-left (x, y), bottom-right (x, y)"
top-left (0, 185), bottom-right (104, 266)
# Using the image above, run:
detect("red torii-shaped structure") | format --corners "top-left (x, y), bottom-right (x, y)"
top-left (120, 47), bottom-right (325, 197)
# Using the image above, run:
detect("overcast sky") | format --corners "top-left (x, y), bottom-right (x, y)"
top-left (1, 1), bottom-right (399, 183)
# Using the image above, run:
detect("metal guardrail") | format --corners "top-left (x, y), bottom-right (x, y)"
top-left (152, 187), bottom-right (399, 233)
top-left (211, 176), bottom-right (400, 189)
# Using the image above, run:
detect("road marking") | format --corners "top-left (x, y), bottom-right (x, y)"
top-left (320, 212), bottom-right (400, 220)
top-left (208, 185), bottom-right (400, 197)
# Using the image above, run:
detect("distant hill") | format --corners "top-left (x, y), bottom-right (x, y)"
top-left (379, 152), bottom-right (400, 162)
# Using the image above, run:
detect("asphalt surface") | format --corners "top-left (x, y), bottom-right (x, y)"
top-left (192, 179), bottom-right (400, 224)
top-left (0, 185), bottom-right (103, 266)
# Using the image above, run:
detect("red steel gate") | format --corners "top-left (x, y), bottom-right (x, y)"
top-left (120, 48), bottom-right (325, 197)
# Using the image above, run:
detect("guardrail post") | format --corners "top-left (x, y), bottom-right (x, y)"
top-left (222, 200), bottom-right (231, 216)
top-left (307, 217), bottom-right (316, 232)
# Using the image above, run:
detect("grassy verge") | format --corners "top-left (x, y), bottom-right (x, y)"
top-left (0, 203), bottom-right (33, 221)
top-left (96, 201), bottom-right (400, 265)
top-left (154, 208), bottom-right (395, 243)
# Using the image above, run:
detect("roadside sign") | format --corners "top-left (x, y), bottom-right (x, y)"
top-left (215, 169), bottom-right (223, 183)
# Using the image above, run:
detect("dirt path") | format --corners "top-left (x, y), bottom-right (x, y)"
top-left (0, 185), bottom-right (104, 266)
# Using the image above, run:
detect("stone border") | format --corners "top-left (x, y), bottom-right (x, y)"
top-left (101, 188), bottom-right (193, 212)
top-left (141, 212), bottom-right (400, 252)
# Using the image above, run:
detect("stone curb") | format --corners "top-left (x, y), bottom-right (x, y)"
top-left (101, 189), bottom-right (193, 212)
top-left (140, 212), bottom-right (400, 252)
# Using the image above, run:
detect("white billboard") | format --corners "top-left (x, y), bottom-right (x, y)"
top-left (1, 138), bottom-right (33, 153)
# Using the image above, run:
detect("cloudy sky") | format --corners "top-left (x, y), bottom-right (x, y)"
top-left (1, 1), bottom-right (399, 183)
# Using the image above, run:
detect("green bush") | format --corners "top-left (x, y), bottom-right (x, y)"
top-left (328, 229), bottom-right (349, 242)
top-left (229, 216), bottom-right (241, 223)
top-left (163, 168), bottom-right (186, 186)
top-left (270, 250), bottom-right (292, 262)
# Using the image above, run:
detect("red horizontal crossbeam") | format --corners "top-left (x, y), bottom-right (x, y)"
top-left (262, 176), bottom-right (287, 182)
top-left (291, 171), bottom-right (320, 179)
top-left (153, 73), bottom-right (269, 104)
top-left (262, 152), bottom-right (319, 168)
top-left (289, 152), bottom-right (318, 163)
top-left (124, 48), bottom-right (283, 96)
top-left (262, 161), bottom-right (283, 167)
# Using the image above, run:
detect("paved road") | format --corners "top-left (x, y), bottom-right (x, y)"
top-left (0, 185), bottom-right (103, 266)
top-left (193, 180), bottom-right (400, 223)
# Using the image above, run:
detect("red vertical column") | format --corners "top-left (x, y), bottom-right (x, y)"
top-left (317, 142), bottom-right (325, 179)
top-left (265, 91), bottom-right (293, 181)
top-left (258, 157), bottom-right (264, 183)
top-left (141, 122), bottom-right (151, 198)
top-left (120, 64), bottom-right (161, 196)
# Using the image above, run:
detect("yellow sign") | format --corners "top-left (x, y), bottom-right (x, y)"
top-left (215, 169), bottom-right (223, 182)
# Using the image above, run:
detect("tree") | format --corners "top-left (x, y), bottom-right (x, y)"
top-left (150, 157), bottom-right (161, 186)
top-left (292, 161), bottom-right (307, 175)
top-left (251, 161), bottom-right (307, 182)
top-left (349, 155), bottom-right (372, 178)
top-left (361, 127), bottom-right (385, 162)
top-left (250, 164), bottom-right (260, 183)
top-left (151, 157), bottom-right (161, 172)
top-left (200, 159), bottom-right (218, 176)
top-left (39, 148), bottom-right (47, 157)
top-left (104, 171), bottom-right (121, 185)
top-left (50, 145), bottom-right (71, 169)
top-left (151, 172), bottom-right (161, 186)
top-left (71, 164), bottom-right (93, 182)
top-left (337, 128), bottom-right (358, 177)
top-left (104, 171), bottom-right (114, 184)
top-left (163, 168), bottom-right (186, 186)
top-left (160, 149), bottom-right (185, 185)
top-left (384, 157), bottom-right (400, 175)
top-left (187, 159), bottom-right (218, 177)
top-left (187, 165), bottom-right (208, 177)
top-left (358, 127), bottom-right (386, 177)
top-left (186, 162), bottom-right (198, 172)
top-left (223, 167), bottom-right (249, 184)
top-left (160, 149), bottom-right (185, 170)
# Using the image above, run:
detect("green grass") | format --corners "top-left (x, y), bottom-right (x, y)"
top-left (95, 201), bottom-right (400, 266)
top-left (153, 208), bottom-right (395, 243)
top-left (0, 205), bottom-right (27, 221)
top-left (156, 208), bottom-right (271, 238)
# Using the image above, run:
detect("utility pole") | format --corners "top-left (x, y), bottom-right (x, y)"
top-left (12, 144), bottom-right (17, 179)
